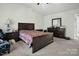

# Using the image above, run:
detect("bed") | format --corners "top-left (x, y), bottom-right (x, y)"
top-left (18, 23), bottom-right (53, 53)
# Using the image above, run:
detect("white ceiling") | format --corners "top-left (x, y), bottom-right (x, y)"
top-left (24, 3), bottom-right (79, 16)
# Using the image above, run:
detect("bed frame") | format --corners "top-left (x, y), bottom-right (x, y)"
top-left (18, 23), bottom-right (53, 53)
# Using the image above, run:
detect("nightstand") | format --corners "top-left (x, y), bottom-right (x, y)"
top-left (5, 32), bottom-right (19, 42)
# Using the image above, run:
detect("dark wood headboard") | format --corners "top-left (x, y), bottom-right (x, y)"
top-left (18, 23), bottom-right (35, 31)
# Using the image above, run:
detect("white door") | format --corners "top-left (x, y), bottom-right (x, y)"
top-left (76, 15), bottom-right (79, 39)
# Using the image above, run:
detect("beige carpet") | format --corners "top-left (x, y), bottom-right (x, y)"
top-left (4, 37), bottom-right (79, 56)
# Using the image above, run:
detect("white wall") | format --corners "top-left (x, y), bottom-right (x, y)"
top-left (43, 9), bottom-right (79, 39)
top-left (0, 3), bottom-right (79, 39)
top-left (0, 4), bottom-right (43, 32)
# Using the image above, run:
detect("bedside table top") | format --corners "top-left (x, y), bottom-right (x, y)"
top-left (6, 31), bottom-right (18, 33)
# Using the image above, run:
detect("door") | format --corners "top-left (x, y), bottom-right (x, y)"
top-left (76, 15), bottom-right (79, 39)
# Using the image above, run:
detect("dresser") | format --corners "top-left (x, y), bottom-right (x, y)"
top-left (47, 26), bottom-right (65, 38)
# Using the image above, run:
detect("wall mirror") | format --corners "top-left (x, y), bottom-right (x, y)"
top-left (52, 18), bottom-right (62, 27)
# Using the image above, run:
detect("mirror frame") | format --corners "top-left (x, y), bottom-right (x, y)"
top-left (52, 18), bottom-right (62, 27)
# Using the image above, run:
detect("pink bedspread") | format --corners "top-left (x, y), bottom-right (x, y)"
top-left (19, 32), bottom-right (32, 47)
top-left (19, 32), bottom-right (32, 44)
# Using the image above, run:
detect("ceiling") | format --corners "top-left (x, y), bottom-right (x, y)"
top-left (24, 3), bottom-right (79, 16)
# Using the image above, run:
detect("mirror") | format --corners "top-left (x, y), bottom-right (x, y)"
top-left (52, 18), bottom-right (62, 27)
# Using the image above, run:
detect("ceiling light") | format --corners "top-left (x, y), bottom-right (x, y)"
top-left (37, 3), bottom-right (48, 5)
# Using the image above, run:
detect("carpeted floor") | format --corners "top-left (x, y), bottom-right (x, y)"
top-left (4, 37), bottom-right (79, 56)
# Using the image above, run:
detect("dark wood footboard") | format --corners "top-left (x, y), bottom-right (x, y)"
top-left (32, 34), bottom-right (53, 53)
